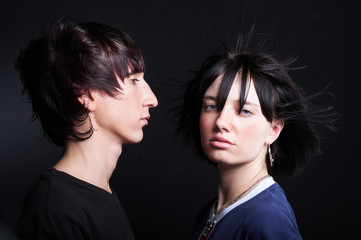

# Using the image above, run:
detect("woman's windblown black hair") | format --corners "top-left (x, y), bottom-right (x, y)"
top-left (177, 31), bottom-right (337, 176)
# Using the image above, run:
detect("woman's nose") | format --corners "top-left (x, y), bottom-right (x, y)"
top-left (214, 107), bottom-right (232, 132)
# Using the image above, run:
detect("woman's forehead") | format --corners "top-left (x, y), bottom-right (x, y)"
top-left (204, 75), bottom-right (223, 95)
top-left (205, 73), bottom-right (252, 96)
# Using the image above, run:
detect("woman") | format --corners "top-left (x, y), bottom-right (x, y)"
top-left (16, 18), bottom-right (158, 239)
top-left (178, 42), bottom-right (334, 239)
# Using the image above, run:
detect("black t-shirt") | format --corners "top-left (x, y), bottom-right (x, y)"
top-left (17, 168), bottom-right (135, 240)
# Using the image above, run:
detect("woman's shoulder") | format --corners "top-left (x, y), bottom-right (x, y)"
top-left (239, 183), bottom-right (296, 221)
top-left (209, 183), bottom-right (302, 239)
top-left (229, 183), bottom-right (302, 239)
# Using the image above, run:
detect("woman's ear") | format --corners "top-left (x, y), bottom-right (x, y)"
top-left (267, 119), bottom-right (284, 144)
top-left (77, 90), bottom-right (96, 112)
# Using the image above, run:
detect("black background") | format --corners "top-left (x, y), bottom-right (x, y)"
top-left (1, 0), bottom-right (360, 239)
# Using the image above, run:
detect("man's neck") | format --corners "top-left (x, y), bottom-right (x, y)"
top-left (54, 138), bottom-right (122, 194)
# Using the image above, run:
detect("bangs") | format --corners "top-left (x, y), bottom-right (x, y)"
top-left (125, 36), bottom-right (145, 76)
top-left (216, 62), bottom-right (251, 113)
top-left (198, 54), bottom-right (275, 122)
top-left (127, 50), bottom-right (145, 75)
top-left (112, 45), bottom-right (145, 80)
top-left (214, 54), bottom-right (274, 122)
top-left (252, 72), bottom-right (274, 121)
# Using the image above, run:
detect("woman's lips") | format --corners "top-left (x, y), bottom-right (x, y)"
top-left (209, 136), bottom-right (234, 149)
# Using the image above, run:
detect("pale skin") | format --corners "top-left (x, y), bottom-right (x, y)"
top-left (54, 72), bottom-right (158, 193)
top-left (199, 75), bottom-right (284, 213)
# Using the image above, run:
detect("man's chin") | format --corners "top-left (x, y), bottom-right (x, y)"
top-left (124, 133), bottom-right (144, 145)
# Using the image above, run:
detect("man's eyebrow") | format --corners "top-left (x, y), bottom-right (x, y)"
top-left (128, 72), bottom-right (143, 77)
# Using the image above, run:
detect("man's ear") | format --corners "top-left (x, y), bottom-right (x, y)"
top-left (267, 119), bottom-right (284, 144)
top-left (77, 90), bottom-right (96, 112)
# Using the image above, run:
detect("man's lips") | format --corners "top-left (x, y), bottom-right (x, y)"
top-left (209, 136), bottom-right (234, 148)
top-left (141, 115), bottom-right (150, 125)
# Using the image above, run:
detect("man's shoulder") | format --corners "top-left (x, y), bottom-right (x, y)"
top-left (23, 169), bottom-right (100, 216)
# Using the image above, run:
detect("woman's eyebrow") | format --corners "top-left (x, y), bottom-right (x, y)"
top-left (231, 99), bottom-right (260, 108)
top-left (203, 95), bottom-right (217, 100)
top-left (243, 101), bottom-right (260, 108)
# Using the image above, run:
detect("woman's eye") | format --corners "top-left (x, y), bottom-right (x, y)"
top-left (203, 104), bottom-right (217, 111)
top-left (131, 78), bottom-right (139, 83)
top-left (240, 109), bottom-right (252, 115)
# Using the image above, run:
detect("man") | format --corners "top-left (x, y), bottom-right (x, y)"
top-left (16, 18), bottom-right (158, 240)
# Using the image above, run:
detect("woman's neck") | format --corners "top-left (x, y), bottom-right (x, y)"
top-left (216, 162), bottom-right (268, 213)
top-left (54, 137), bottom-right (122, 194)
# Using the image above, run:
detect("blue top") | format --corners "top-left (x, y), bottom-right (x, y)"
top-left (192, 183), bottom-right (302, 240)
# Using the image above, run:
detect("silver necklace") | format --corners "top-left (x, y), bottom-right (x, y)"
top-left (199, 175), bottom-right (270, 240)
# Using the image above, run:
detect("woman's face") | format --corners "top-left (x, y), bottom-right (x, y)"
top-left (199, 76), bottom-right (281, 167)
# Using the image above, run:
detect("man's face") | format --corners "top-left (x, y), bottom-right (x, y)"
top-left (92, 72), bottom-right (158, 144)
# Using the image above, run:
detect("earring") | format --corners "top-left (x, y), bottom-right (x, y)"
top-left (268, 144), bottom-right (274, 167)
